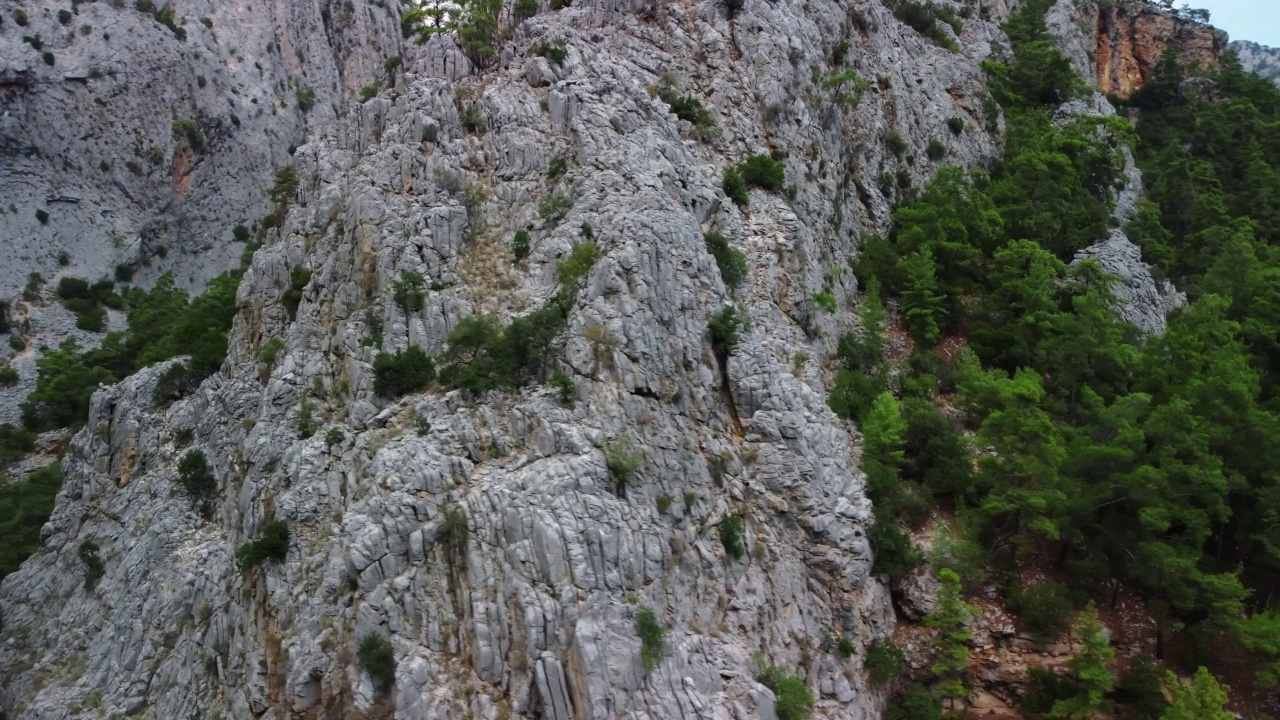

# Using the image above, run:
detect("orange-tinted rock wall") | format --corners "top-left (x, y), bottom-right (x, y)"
top-left (1091, 1), bottom-right (1227, 99)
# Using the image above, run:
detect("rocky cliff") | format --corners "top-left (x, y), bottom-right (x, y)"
top-left (1049, 0), bottom-right (1226, 100)
top-left (0, 0), bottom-right (1196, 719)
top-left (0, 0), bottom-right (401, 422)
top-left (1233, 39), bottom-right (1280, 83)
top-left (0, 1), bottom-right (1007, 718)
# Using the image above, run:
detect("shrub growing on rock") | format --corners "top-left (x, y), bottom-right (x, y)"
top-left (79, 539), bottom-right (105, 591)
top-left (718, 513), bottom-right (745, 559)
top-left (372, 346), bottom-right (436, 398)
top-left (704, 231), bottom-right (748, 291)
top-left (171, 118), bottom-right (205, 152)
top-left (736, 154), bottom-right (786, 192)
top-left (235, 520), bottom-right (290, 572)
top-left (177, 449), bottom-right (216, 516)
top-left (634, 606), bottom-right (667, 674)
top-left (707, 305), bottom-right (745, 359)
top-left (358, 633), bottom-right (397, 687)
top-left (281, 266), bottom-right (311, 320)
top-left (756, 664), bottom-right (815, 720)
top-left (393, 270), bottom-right (426, 313)
top-left (723, 167), bottom-right (748, 207)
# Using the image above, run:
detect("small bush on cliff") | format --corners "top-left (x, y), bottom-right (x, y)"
top-left (171, 119), bottom-right (205, 152)
top-left (718, 513), bottom-right (745, 559)
top-left (358, 633), bottom-right (397, 687)
top-left (235, 520), bottom-right (290, 572)
top-left (177, 449), bottom-right (217, 517)
top-left (373, 346), bottom-right (436, 398)
top-left (704, 231), bottom-right (748, 291)
top-left (756, 664), bottom-right (815, 720)
top-left (281, 266), bottom-right (311, 320)
top-left (634, 606), bottom-right (668, 674)
top-left (737, 154), bottom-right (785, 193)
top-left (723, 167), bottom-right (749, 207)
top-left (79, 539), bottom-right (105, 591)
top-left (707, 305), bottom-right (745, 359)
top-left (393, 270), bottom-right (426, 313)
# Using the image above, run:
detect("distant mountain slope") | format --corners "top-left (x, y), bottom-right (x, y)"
top-left (1232, 39), bottom-right (1280, 82)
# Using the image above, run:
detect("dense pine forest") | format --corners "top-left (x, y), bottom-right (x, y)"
top-left (847, 1), bottom-right (1280, 715)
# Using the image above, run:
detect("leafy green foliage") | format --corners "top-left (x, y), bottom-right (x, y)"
top-left (925, 568), bottom-right (974, 709)
top-left (512, 230), bottom-right (531, 262)
top-left (1161, 667), bottom-right (1232, 720)
top-left (1115, 656), bottom-right (1169, 720)
top-left (282, 266), bottom-right (311, 320)
top-left (538, 193), bottom-right (572, 221)
top-left (886, 682), bottom-right (941, 720)
top-left (823, 69), bottom-right (869, 107)
top-left (1048, 604), bottom-right (1114, 719)
top-left (436, 242), bottom-right (595, 394)
top-left (358, 633), bottom-right (397, 687)
top-left (604, 439), bottom-right (642, 488)
top-left (23, 339), bottom-right (116, 431)
top-left (403, 0), bottom-right (504, 67)
top-left (268, 166), bottom-right (299, 208)
top-left (723, 166), bottom-right (749, 207)
top-left (888, 0), bottom-right (961, 51)
top-left (551, 371), bottom-right (575, 406)
top-left (295, 87), bottom-right (317, 112)
top-left (393, 270), bottom-right (426, 313)
top-left (176, 449), bottom-right (217, 518)
top-left (707, 306), bottom-right (745, 359)
top-left (660, 87), bottom-right (716, 133)
top-left (719, 513), bottom-right (745, 559)
top-left (530, 40), bottom-right (567, 65)
top-left (0, 424), bottom-right (36, 466)
top-left (79, 539), bottom-right (104, 591)
top-left (704, 231), bottom-right (748, 291)
top-left (756, 664), bottom-right (815, 720)
top-left (235, 520), bottom-right (290, 572)
top-left (373, 346), bottom-right (436, 398)
top-left (171, 118), bottom-right (205, 152)
top-left (865, 638), bottom-right (905, 686)
top-left (634, 606), bottom-right (667, 674)
top-left (1009, 579), bottom-right (1073, 642)
top-left (811, 291), bottom-right (837, 313)
top-left (840, 2), bottom-right (1280, 662)
top-left (736, 154), bottom-right (785, 193)
top-left (0, 464), bottom-right (62, 580)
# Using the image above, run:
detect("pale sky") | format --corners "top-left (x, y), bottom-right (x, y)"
top-left (1194, 0), bottom-right (1280, 46)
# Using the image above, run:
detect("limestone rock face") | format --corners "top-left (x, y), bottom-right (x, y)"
top-left (0, 0), bottom-right (402, 412)
top-left (1233, 40), bottom-right (1280, 83)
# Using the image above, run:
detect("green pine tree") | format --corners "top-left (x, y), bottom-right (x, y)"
top-left (900, 249), bottom-right (946, 347)
top-left (1160, 667), bottom-right (1233, 720)
top-left (1049, 603), bottom-right (1114, 719)
top-left (925, 567), bottom-right (975, 711)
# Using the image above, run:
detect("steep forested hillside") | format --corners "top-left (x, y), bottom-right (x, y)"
top-left (848, 1), bottom-right (1280, 715)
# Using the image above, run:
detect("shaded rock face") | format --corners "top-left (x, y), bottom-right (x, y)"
top-left (0, 0), bottom-right (402, 389)
top-left (1052, 0), bottom-right (1227, 100)
top-left (0, 0), bottom-right (401, 293)
top-left (0, 0), bottom-right (1013, 717)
